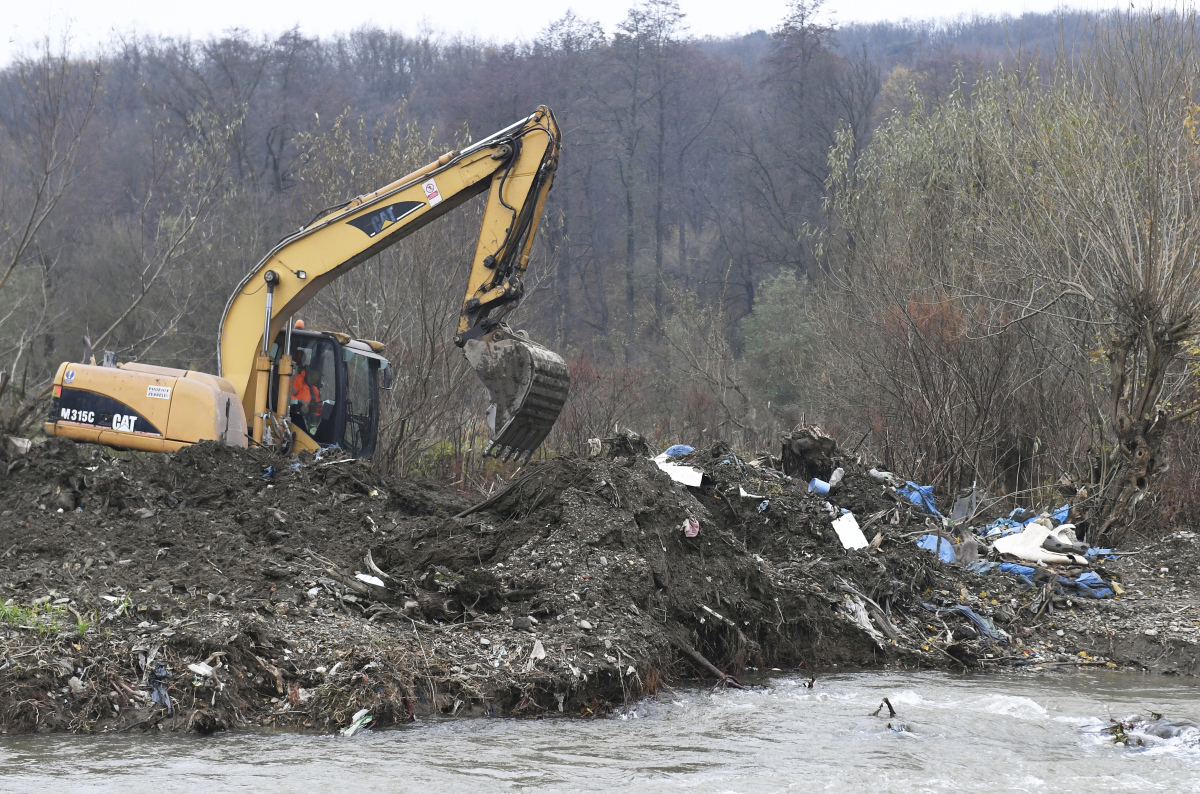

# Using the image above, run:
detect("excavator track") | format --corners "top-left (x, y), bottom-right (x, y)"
top-left (465, 334), bottom-right (570, 462)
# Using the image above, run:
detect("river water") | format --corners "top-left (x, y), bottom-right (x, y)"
top-left (3, 671), bottom-right (1198, 793)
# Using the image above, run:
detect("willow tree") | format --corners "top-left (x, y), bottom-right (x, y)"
top-left (824, 11), bottom-right (1200, 544)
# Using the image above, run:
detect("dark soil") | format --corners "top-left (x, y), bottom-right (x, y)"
top-left (0, 434), bottom-right (1196, 737)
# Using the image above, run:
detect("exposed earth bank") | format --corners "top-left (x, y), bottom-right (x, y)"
top-left (0, 435), bottom-right (1197, 735)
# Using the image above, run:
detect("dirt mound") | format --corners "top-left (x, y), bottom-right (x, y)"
top-left (6, 433), bottom-right (1186, 737)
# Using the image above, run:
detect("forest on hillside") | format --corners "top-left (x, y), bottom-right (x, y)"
top-left (3, 1), bottom-right (1199, 542)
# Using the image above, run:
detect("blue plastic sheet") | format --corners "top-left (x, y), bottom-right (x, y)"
top-left (663, 444), bottom-right (694, 457)
top-left (898, 481), bottom-right (942, 517)
top-left (1053, 504), bottom-right (1070, 524)
top-left (1086, 547), bottom-right (1118, 560)
top-left (982, 517), bottom-right (1024, 537)
top-left (917, 534), bottom-right (956, 563)
top-left (970, 558), bottom-right (1112, 598)
top-left (998, 562), bottom-right (1036, 587)
top-left (998, 562), bottom-right (1036, 577)
top-left (1069, 571), bottom-right (1114, 598)
top-left (967, 560), bottom-right (1035, 587)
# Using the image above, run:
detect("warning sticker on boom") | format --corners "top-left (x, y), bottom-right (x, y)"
top-left (422, 178), bottom-right (443, 206)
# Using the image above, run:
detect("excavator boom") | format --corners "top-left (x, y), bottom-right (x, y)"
top-left (218, 106), bottom-right (568, 460)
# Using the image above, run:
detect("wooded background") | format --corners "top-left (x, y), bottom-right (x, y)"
top-left (4, 2), bottom-right (1199, 541)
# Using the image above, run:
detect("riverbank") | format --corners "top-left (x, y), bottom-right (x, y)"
top-left (1, 436), bottom-right (1196, 735)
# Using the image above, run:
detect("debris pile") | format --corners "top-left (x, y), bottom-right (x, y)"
top-left (0, 427), bottom-right (1197, 736)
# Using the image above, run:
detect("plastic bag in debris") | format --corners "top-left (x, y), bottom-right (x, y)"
top-left (1086, 547), bottom-right (1118, 560)
top-left (341, 708), bottom-right (374, 737)
top-left (898, 482), bottom-right (942, 517)
top-left (1064, 571), bottom-right (1114, 599)
top-left (919, 601), bottom-right (1005, 642)
top-left (998, 562), bottom-right (1036, 587)
top-left (951, 486), bottom-right (982, 522)
top-left (150, 660), bottom-right (172, 714)
top-left (1053, 504), bottom-right (1070, 524)
top-left (967, 560), bottom-right (1036, 587)
top-left (917, 534), bottom-right (956, 563)
top-left (663, 444), bottom-right (695, 457)
top-left (869, 468), bottom-right (899, 485)
top-left (682, 517), bottom-right (700, 537)
top-left (982, 517), bottom-right (1024, 538)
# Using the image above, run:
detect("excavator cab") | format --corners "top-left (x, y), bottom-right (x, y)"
top-left (267, 329), bottom-right (388, 458)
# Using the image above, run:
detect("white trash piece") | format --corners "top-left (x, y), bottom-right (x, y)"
top-left (828, 467), bottom-right (845, 488)
top-left (832, 512), bottom-right (869, 550)
top-left (993, 523), bottom-right (1087, 565)
top-left (187, 662), bottom-right (215, 678)
top-left (341, 708), bottom-right (373, 737)
top-left (653, 453), bottom-right (703, 486)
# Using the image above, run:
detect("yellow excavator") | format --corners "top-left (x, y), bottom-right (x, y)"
top-left (44, 106), bottom-right (569, 463)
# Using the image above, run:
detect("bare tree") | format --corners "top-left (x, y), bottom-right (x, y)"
top-left (82, 111), bottom-right (237, 361)
top-left (0, 44), bottom-right (99, 407)
top-left (824, 10), bottom-right (1200, 543)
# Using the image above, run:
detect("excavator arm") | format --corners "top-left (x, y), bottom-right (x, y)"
top-left (218, 106), bottom-right (568, 461)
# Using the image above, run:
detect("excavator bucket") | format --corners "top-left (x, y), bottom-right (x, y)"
top-left (464, 331), bottom-right (570, 462)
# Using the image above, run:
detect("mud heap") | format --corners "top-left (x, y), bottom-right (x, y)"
top-left (0, 432), bottom-right (1194, 735)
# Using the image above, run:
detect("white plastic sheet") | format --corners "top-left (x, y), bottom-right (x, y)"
top-left (832, 512), bottom-right (869, 550)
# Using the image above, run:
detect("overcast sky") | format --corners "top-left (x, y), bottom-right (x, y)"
top-left (3, 0), bottom-right (1119, 65)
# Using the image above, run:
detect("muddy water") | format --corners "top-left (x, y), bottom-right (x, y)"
top-left (3, 672), bottom-right (1199, 793)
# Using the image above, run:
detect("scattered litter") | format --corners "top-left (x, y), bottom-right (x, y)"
top-left (355, 573), bottom-right (386, 588)
top-left (654, 453), bottom-right (704, 486)
top-left (832, 513), bottom-right (868, 550)
top-left (340, 708), bottom-right (373, 737)
top-left (4, 436), bottom-right (32, 457)
top-left (897, 481), bottom-right (942, 517)
top-left (868, 468), bottom-right (899, 485)
top-left (917, 534), bottom-right (956, 563)
top-left (992, 523), bottom-right (1088, 565)
top-left (187, 662), bottom-right (215, 678)
top-left (663, 445), bottom-right (695, 457)
top-left (951, 486), bottom-right (982, 522)
top-left (149, 660), bottom-right (173, 714)
top-left (682, 517), bottom-right (700, 538)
